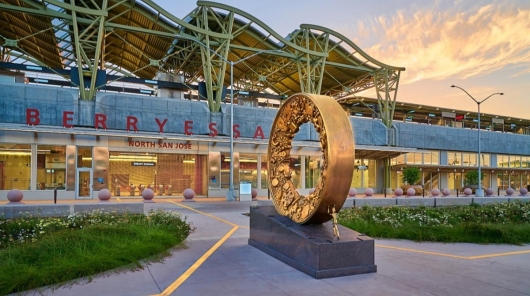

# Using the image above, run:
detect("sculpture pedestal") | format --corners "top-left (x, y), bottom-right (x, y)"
top-left (248, 206), bottom-right (377, 279)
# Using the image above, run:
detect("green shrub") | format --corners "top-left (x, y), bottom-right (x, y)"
top-left (338, 202), bottom-right (530, 244)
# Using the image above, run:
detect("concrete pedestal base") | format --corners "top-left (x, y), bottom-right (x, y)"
top-left (248, 206), bottom-right (377, 279)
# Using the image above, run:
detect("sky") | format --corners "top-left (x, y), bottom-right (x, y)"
top-left (158, 0), bottom-right (530, 119)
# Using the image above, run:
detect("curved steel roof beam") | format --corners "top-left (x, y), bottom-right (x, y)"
top-left (300, 24), bottom-right (405, 71)
top-left (140, 0), bottom-right (230, 39)
top-left (197, 1), bottom-right (326, 57)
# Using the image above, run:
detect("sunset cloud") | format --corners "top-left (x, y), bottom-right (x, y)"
top-left (343, 2), bottom-right (530, 84)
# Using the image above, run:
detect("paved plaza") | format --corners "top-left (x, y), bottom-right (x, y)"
top-left (7, 198), bottom-right (530, 296)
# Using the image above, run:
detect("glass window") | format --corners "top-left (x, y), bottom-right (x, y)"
top-left (37, 145), bottom-right (66, 190)
top-left (462, 152), bottom-right (477, 166)
top-left (510, 155), bottom-right (521, 168)
top-left (522, 156), bottom-right (530, 168)
top-left (290, 156), bottom-right (302, 189)
top-left (0, 143), bottom-right (31, 190)
top-left (305, 155), bottom-right (322, 189)
top-left (406, 153), bottom-right (422, 165)
top-left (448, 152), bottom-right (462, 165)
top-left (424, 151), bottom-right (439, 165)
top-left (109, 152), bottom-right (208, 196)
top-left (77, 147), bottom-right (92, 168)
top-left (392, 154), bottom-right (405, 166)
top-left (351, 158), bottom-right (373, 189)
top-left (240, 154), bottom-right (258, 188)
top-left (498, 155), bottom-right (509, 168)
top-left (480, 154), bottom-right (490, 167)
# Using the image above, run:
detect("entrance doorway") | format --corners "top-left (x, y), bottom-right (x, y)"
top-left (76, 168), bottom-right (93, 199)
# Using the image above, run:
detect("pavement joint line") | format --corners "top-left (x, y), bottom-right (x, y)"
top-left (152, 201), bottom-right (239, 296)
top-left (376, 244), bottom-right (530, 260)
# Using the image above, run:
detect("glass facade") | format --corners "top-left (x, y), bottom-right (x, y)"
top-left (240, 154), bottom-right (258, 188)
top-left (305, 155), bottom-right (322, 189)
top-left (108, 152), bottom-right (207, 196)
top-left (0, 143), bottom-right (31, 190)
top-left (261, 155), bottom-right (268, 189)
top-left (37, 145), bottom-right (66, 190)
top-left (3, 140), bottom-right (530, 197)
top-left (424, 151), bottom-right (440, 165)
top-left (290, 156), bottom-right (302, 189)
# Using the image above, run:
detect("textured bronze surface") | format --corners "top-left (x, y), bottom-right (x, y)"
top-left (268, 93), bottom-right (355, 224)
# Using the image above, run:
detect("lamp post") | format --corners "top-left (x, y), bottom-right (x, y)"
top-left (451, 85), bottom-right (503, 197)
top-left (194, 41), bottom-right (281, 201)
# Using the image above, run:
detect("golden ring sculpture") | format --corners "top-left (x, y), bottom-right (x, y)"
top-left (268, 93), bottom-right (355, 225)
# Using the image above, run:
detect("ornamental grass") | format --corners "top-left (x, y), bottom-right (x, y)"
top-left (0, 209), bottom-right (193, 295)
top-left (338, 202), bottom-right (530, 245)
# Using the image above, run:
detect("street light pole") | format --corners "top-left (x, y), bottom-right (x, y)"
top-left (451, 85), bottom-right (504, 197)
top-left (228, 60), bottom-right (235, 201)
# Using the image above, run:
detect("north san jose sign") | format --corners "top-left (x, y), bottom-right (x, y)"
top-left (24, 108), bottom-right (267, 140)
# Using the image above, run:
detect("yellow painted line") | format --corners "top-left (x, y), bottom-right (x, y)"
top-left (468, 249), bottom-right (530, 259)
top-left (375, 244), bottom-right (469, 259)
top-left (376, 244), bottom-right (530, 260)
top-left (170, 201), bottom-right (238, 227)
top-left (156, 225), bottom-right (239, 296)
top-left (151, 201), bottom-right (240, 295)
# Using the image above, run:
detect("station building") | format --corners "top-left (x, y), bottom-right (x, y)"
top-left (0, 1), bottom-right (529, 200)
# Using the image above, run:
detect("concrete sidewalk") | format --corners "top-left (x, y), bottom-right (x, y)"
top-left (15, 199), bottom-right (530, 296)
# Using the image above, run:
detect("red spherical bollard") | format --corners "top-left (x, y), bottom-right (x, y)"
top-left (7, 189), bottom-right (24, 204)
top-left (431, 188), bottom-right (440, 197)
top-left (182, 188), bottom-right (196, 202)
top-left (348, 188), bottom-right (357, 197)
top-left (485, 188), bottom-right (494, 196)
top-left (394, 188), bottom-right (403, 197)
top-left (442, 188), bottom-right (451, 196)
top-left (406, 188), bottom-right (415, 197)
top-left (506, 188), bottom-right (514, 196)
top-left (364, 188), bottom-right (374, 197)
top-left (251, 188), bottom-right (258, 201)
top-left (142, 188), bottom-right (155, 203)
top-left (520, 188), bottom-right (528, 196)
top-left (98, 189), bottom-right (111, 202)
top-left (463, 188), bottom-right (472, 197)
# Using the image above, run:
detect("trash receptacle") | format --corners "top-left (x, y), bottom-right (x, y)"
top-left (158, 184), bottom-right (164, 195)
top-left (129, 185), bottom-right (136, 196)
top-left (115, 185), bottom-right (121, 196)
top-left (166, 184), bottom-right (173, 195)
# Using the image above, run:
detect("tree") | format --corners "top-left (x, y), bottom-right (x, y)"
top-left (402, 167), bottom-right (420, 185)
top-left (464, 170), bottom-right (486, 187)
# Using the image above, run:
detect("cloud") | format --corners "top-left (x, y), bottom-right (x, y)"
top-left (344, 2), bottom-right (530, 84)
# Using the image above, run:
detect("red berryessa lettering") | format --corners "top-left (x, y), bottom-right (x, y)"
top-left (208, 122), bottom-right (218, 137)
top-left (155, 118), bottom-right (167, 133)
top-left (233, 124), bottom-right (240, 139)
top-left (94, 113), bottom-right (107, 130)
top-left (128, 140), bottom-right (155, 148)
top-left (21, 108), bottom-right (270, 140)
top-left (184, 120), bottom-right (193, 135)
top-left (26, 108), bottom-right (40, 125)
top-left (63, 111), bottom-right (74, 128)
top-left (253, 125), bottom-right (264, 139)
top-left (127, 116), bottom-right (138, 132)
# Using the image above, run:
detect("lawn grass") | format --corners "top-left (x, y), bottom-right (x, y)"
top-left (0, 209), bottom-right (192, 295)
top-left (338, 202), bottom-right (530, 245)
